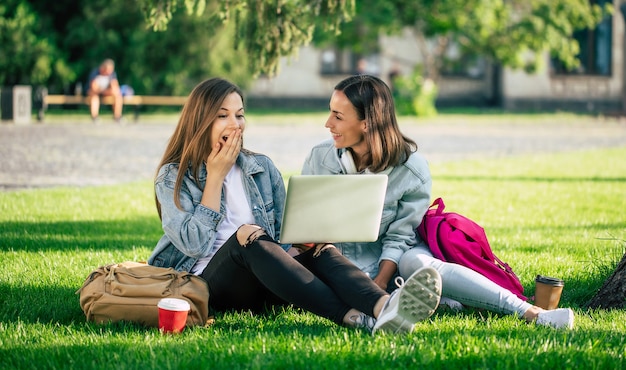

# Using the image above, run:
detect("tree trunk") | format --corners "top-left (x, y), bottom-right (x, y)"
top-left (586, 252), bottom-right (626, 309)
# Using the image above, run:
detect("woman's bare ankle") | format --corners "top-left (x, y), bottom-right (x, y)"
top-left (343, 308), bottom-right (362, 326)
top-left (373, 295), bottom-right (390, 318)
top-left (522, 305), bottom-right (546, 322)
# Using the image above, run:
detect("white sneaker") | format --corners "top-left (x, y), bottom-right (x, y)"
top-left (372, 266), bottom-right (442, 335)
top-left (439, 296), bottom-right (464, 311)
top-left (348, 312), bottom-right (377, 333)
top-left (536, 308), bottom-right (575, 329)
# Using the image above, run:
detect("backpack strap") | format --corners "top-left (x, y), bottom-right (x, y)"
top-left (418, 198), bottom-right (447, 261)
top-left (430, 197), bottom-right (445, 214)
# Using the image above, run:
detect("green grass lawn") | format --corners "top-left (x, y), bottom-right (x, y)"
top-left (1, 145), bottom-right (625, 369)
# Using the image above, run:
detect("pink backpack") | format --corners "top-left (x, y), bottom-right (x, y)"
top-left (417, 198), bottom-right (527, 301)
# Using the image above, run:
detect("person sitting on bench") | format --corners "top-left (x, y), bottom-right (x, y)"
top-left (87, 58), bottom-right (123, 124)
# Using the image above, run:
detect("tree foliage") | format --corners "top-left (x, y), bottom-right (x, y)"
top-left (317, 0), bottom-right (613, 81)
top-left (0, 2), bottom-right (73, 86)
top-left (0, 0), bottom-right (613, 99)
top-left (1, 0), bottom-right (287, 93)
top-left (0, 0), bottom-right (353, 93)
top-left (138, 0), bottom-right (355, 77)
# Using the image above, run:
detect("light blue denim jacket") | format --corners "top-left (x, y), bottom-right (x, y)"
top-left (148, 150), bottom-right (287, 272)
top-left (301, 139), bottom-right (432, 279)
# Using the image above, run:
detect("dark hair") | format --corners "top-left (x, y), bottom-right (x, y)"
top-left (334, 74), bottom-right (417, 172)
top-left (155, 77), bottom-right (244, 217)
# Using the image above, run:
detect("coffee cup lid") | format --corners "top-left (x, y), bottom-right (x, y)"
top-left (158, 298), bottom-right (191, 311)
top-left (535, 275), bottom-right (564, 286)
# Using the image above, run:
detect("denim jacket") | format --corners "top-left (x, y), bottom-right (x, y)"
top-left (148, 150), bottom-right (287, 272)
top-left (301, 139), bottom-right (432, 278)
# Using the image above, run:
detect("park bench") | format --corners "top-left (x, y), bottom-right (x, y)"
top-left (38, 94), bottom-right (188, 121)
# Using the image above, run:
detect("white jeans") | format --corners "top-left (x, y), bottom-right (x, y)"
top-left (399, 246), bottom-right (531, 318)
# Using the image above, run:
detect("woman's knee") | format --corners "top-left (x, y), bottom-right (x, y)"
top-left (312, 243), bottom-right (335, 257)
top-left (236, 224), bottom-right (266, 246)
top-left (398, 248), bottom-right (436, 278)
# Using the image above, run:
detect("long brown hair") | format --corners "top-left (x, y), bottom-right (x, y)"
top-left (334, 75), bottom-right (417, 173)
top-left (155, 77), bottom-right (244, 219)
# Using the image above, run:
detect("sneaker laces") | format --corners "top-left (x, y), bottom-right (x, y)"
top-left (393, 276), bottom-right (405, 289)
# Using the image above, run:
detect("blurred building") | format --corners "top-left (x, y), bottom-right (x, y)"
top-left (249, 1), bottom-right (625, 114)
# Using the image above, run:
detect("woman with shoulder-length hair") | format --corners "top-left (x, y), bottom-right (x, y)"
top-left (147, 77), bottom-right (443, 335)
top-left (302, 74), bottom-right (575, 329)
top-left (333, 73), bottom-right (417, 174)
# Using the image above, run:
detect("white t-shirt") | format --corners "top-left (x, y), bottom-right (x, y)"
top-left (94, 75), bottom-right (112, 90)
top-left (191, 164), bottom-right (254, 274)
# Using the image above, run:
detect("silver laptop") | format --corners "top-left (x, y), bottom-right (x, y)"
top-left (279, 174), bottom-right (388, 244)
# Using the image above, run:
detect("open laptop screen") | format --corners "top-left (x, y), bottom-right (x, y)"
top-left (279, 174), bottom-right (388, 244)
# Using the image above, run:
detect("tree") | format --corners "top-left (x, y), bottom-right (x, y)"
top-left (313, 0), bottom-right (613, 115)
top-left (138, 0), bottom-right (355, 77)
top-left (59, 0), bottom-right (255, 95)
top-left (2, 0), bottom-right (268, 95)
top-left (321, 0), bottom-right (612, 80)
top-left (1, 0), bottom-right (352, 94)
top-left (0, 2), bottom-right (74, 86)
top-left (411, 0), bottom-right (611, 80)
top-left (587, 248), bottom-right (626, 310)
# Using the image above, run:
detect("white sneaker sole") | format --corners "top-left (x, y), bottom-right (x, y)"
top-left (373, 266), bottom-right (442, 334)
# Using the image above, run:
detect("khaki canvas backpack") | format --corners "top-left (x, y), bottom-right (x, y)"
top-left (77, 261), bottom-right (209, 327)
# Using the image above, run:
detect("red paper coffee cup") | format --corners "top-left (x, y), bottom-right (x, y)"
top-left (158, 298), bottom-right (190, 334)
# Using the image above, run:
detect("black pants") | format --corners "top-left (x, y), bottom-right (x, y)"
top-left (200, 232), bottom-right (385, 325)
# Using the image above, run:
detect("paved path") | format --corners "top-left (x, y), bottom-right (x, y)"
top-left (1, 115), bottom-right (625, 191)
